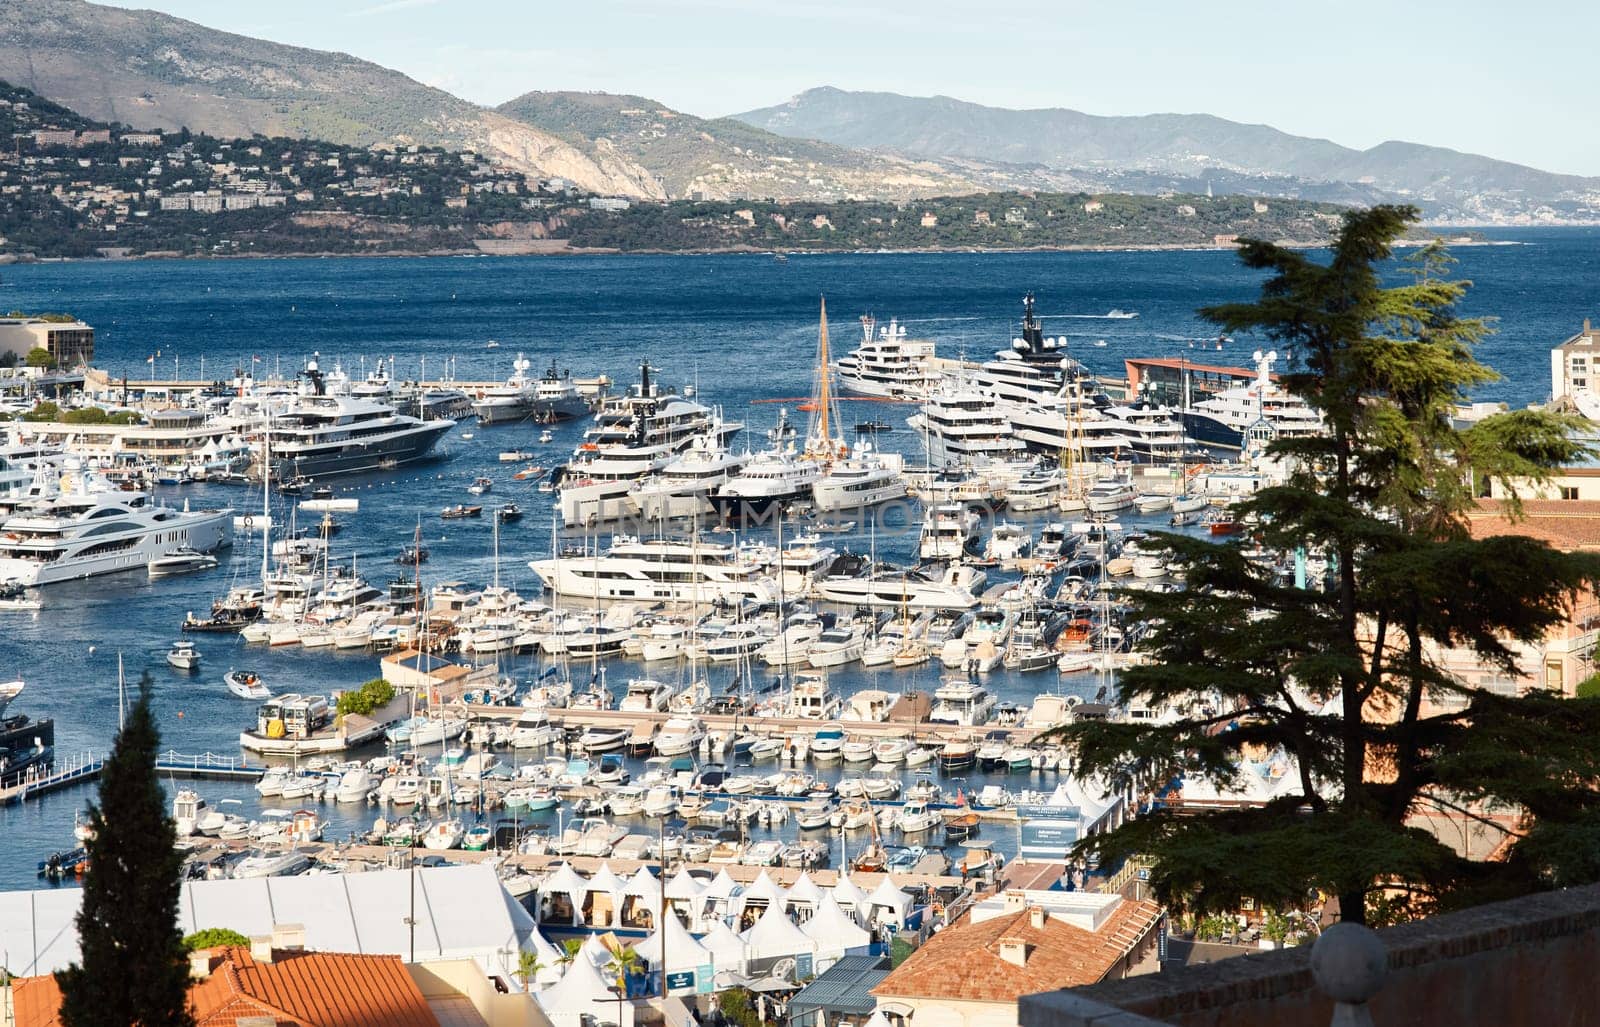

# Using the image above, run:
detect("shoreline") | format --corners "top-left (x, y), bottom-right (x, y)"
top-left (0, 233), bottom-right (1518, 266)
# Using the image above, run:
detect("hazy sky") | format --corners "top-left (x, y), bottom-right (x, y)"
top-left (98, 0), bottom-right (1600, 176)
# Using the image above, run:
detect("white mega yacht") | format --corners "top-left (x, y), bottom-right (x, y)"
top-left (907, 380), bottom-right (1028, 465)
top-left (528, 535), bottom-right (778, 604)
top-left (707, 446), bottom-right (821, 525)
top-left (811, 444), bottom-right (906, 512)
top-left (0, 478), bottom-right (232, 586)
top-left (834, 315), bottom-right (943, 399)
top-left (628, 430), bottom-right (748, 522)
top-left (472, 353), bottom-right (539, 424)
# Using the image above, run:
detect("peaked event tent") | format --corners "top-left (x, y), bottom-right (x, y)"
top-left (700, 917), bottom-right (748, 975)
top-left (742, 900), bottom-right (818, 962)
top-left (830, 872), bottom-right (871, 924)
top-left (802, 891), bottom-right (872, 965)
top-left (634, 909), bottom-right (712, 973)
top-left (536, 950), bottom-right (629, 1027)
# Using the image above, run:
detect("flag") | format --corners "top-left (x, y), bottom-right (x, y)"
top-left (146, 354), bottom-right (155, 365)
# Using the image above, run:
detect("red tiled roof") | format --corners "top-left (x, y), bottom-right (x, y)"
top-left (11, 946), bottom-right (438, 1027)
top-left (1467, 499), bottom-right (1600, 551)
top-left (871, 899), bottom-right (1163, 1004)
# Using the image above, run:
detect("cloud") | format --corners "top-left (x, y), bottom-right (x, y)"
top-left (348, 0), bottom-right (443, 17)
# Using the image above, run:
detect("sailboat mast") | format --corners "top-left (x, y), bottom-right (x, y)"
top-left (817, 297), bottom-right (833, 449)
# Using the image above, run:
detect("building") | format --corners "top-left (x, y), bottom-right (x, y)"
top-left (871, 889), bottom-right (1163, 1027)
top-left (0, 316), bottom-right (94, 367)
top-left (9, 939), bottom-right (440, 1027)
top-left (1551, 318), bottom-right (1600, 409)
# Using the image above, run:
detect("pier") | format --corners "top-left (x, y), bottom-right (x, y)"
top-left (1, 749), bottom-right (267, 805)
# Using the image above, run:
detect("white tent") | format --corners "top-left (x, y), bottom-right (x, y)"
top-left (635, 907), bottom-right (712, 973)
top-left (621, 866), bottom-right (663, 929)
top-left (700, 918), bottom-right (747, 975)
top-left (864, 1011), bottom-right (892, 1027)
top-left (537, 949), bottom-right (628, 1027)
top-left (733, 869), bottom-right (788, 927)
top-left (581, 932), bottom-right (615, 969)
top-left (664, 868), bottom-right (707, 929)
top-left (584, 862), bottom-right (629, 929)
top-left (801, 891), bottom-right (871, 965)
top-left (0, 865), bottom-right (539, 982)
top-left (700, 867), bottom-right (742, 924)
top-left (783, 872), bottom-right (823, 920)
top-left (830, 872), bottom-right (870, 925)
top-left (539, 862), bottom-right (589, 927)
top-left (864, 877), bottom-right (913, 930)
top-left (741, 900), bottom-right (817, 963)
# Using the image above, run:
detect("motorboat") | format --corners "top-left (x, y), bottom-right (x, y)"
top-left (225, 669), bottom-right (269, 700)
top-left (166, 640), bottom-right (201, 671)
top-left (148, 548), bottom-right (220, 577)
top-left (654, 716), bottom-right (707, 757)
top-left (580, 725), bottom-right (631, 753)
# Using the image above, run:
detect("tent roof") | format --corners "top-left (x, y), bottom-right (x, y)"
top-left (866, 877), bottom-right (911, 912)
top-left (801, 892), bottom-right (871, 951)
top-left (536, 950), bottom-right (616, 1013)
top-left (623, 866), bottom-right (661, 902)
top-left (741, 901), bottom-right (816, 959)
top-left (702, 868), bottom-right (741, 899)
top-left (831, 872), bottom-right (870, 911)
top-left (634, 910), bottom-right (711, 972)
top-left (0, 865), bottom-right (532, 978)
top-left (540, 861), bottom-right (589, 900)
top-left (740, 870), bottom-right (787, 906)
top-left (785, 872), bottom-right (823, 907)
top-left (586, 862), bottom-right (628, 897)
top-left (664, 868), bottom-right (706, 900)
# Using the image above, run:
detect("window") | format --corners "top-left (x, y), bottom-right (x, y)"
top-left (1546, 659), bottom-right (1565, 691)
top-left (1561, 486), bottom-right (1580, 501)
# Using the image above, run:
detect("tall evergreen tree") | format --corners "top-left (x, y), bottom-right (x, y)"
top-left (56, 672), bottom-right (193, 1027)
top-left (1057, 206), bottom-right (1600, 925)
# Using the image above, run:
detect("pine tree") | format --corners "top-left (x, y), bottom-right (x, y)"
top-left (55, 672), bottom-right (194, 1027)
top-left (1057, 206), bottom-right (1600, 926)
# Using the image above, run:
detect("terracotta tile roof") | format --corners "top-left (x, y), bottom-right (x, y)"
top-left (1467, 500), bottom-right (1600, 550)
top-left (871, 898), bottom-right (1163, 1004)
top-left (10, 946), bottom-right (438, 1027)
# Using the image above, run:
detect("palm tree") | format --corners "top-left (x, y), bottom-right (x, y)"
top-left (556, 938), bottom-right (583, 971)
top-left (517, 949), bottom-right (545, 988)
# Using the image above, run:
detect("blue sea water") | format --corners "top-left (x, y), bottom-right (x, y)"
top-left (1, 226), bottom-right (1596, 890)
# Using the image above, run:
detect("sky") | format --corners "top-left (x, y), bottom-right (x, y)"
top-left (97, 0), bottom-right (1600, 176)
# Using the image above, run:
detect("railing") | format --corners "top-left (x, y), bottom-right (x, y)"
top-left (156, 749), bottom-right (258, 773)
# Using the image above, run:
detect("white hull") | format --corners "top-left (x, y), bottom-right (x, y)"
top-left (0, 508), bottom-right (232, 587)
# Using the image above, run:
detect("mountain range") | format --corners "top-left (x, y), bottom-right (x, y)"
top-left (1, 0), bottom-right (1594, 219)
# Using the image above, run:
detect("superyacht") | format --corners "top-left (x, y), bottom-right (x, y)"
top-left (707, 445), bottom-right (821, 525)
top-left (0, 471), bottom-right (232, 586)
top-left (907, 379), bottom-right (1028, 465)
top-left (471, 354), bottom-right (539, 424)
top-left (528, 535), bottom-right (777, 604)
top-left (811, 443), bottom-right (907, 512)
top-left (969, 294), bottom-right (1085, 405)
top-left (252, 360), bottom-right (454, 480)
top-left (628, 430), bottom-right (749, 522)
top-left (532, 361), bottom-right (589, 422)
top-left (1180, 350), bottom-right (1324, 453)
top-left (833, 315), bottom-right (943, 399)
top-left (556, 362), bottom-right (741, 527)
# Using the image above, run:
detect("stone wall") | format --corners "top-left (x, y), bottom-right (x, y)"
top-left (1020, 883), bottom-right (1600, 1027)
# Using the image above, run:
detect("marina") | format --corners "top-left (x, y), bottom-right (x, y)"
top-left (0, 237), bottom-right (1579, 900)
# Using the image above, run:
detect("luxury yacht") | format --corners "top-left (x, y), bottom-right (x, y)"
top-left (708, 446), bottom-right (822, 525)
top-left (0, 477), bottom-right (232, 587)
top-left (472, 353), bottom-right (539, 424)
top-left (811, 444), bottom-right (906, 512)
top-left (834, 315), bottom-right (943, 399)
top-left (628, 431), bottom-right (749, 521)
top-left (907, 380), bottom-right (1028, 465)
top-left (529, 535), bottom-right (778, 604)
top-left (253, 360), bottom-right (453, 479)
top-left (1179, 350), bottom-right (1323, 453)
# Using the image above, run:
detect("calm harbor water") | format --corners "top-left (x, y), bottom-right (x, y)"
top-left (1, 227), bottom-right (1597, 890)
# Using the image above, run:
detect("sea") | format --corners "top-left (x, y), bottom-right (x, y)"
top-left (1, 225), bottom-right (1596, 891)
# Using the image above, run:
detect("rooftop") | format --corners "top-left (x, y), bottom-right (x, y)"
top-left (11, 945), bottom-right (438, 1027)
top-left (873, 894), bottom-right (1163, 1004)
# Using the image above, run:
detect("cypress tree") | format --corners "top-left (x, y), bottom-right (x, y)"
top-left (56, 672), bottom-right (194, 1027)
top-left (1057, 206), bottom-right (1600, 925)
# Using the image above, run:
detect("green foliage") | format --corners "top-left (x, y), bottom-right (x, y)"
top-left (889, 936), bottom-right (914, 967)
top-left (717, 987), bottom-right (766, 1027)
top-left (557, 938), bottom-right (582, 966)
top-left (56, 672), bottom-right (194, 1027)
top-left (1054, 206), bottom-right (1600, 926)
top-left (516, 949), bottom-right (544, 985)
top-left (1575, 674), bottom-right (1600, 699)
top-left (335, 678), bottom-right (395, 717)
top-left (24, 348), bottom-right (55, 369)
top-left (184, 928), bottom-right (250, 951)
top-left (20, 401), bottom-right (60, 422)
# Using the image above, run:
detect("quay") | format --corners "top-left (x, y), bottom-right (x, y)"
top-left (466, 702), bottom-right (1051, 746)
top-left (187, 837), bottom-right (972, 892)
top-left (1, 749), bottom-right (265, 805)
